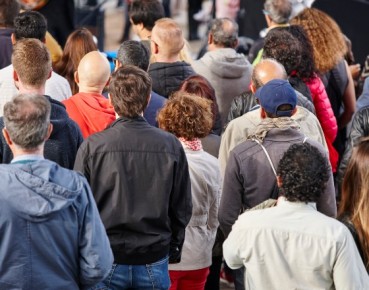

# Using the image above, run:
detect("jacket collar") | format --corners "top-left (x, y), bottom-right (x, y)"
top-left (109, 115), bottom-right (147, 128)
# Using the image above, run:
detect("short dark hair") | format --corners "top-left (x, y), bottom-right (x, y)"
top-left (109, 65), bottom-right (151, 118)
top-left (210, 18), bottom-right (238, 48)
top-left (264, 0), bottom-right (292, 24)
top-left (117, 40), bottom-right (150, 71)
top-left (277, 143), bottom-right (330, 203)
top-left (263, 28), bottom-right (302, 75)
top-left (14, 11), bottom-right (47, 41)
top-left (158, 92), bottom-right (213, 140)
top-left (3, 94), bottom-right (51, 150)
top-left (129, 0), bottom-right (164, 31)
top-left (0, 0), bottom-right (20, 27)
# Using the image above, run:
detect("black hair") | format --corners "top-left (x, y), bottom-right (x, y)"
top-left (14, 11), bottom-right (47, 41)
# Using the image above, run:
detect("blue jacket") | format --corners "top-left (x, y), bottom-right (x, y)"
top-left (0, 159), bottom-right (113, 290)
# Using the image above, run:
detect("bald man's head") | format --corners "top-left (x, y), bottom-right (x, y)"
top-left (252, 58), bottom-right (287, 90)
top-left (76, 51), bottom-right (110, 93)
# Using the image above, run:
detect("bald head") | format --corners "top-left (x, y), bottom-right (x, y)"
top-left (76, 51), bottom-right (110, 93)
top-left (151, 18), bottom-right (184, 61)
top-left (252, 58), bottom-right (287, 90)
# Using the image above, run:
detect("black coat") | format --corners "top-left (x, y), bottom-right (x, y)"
top-left (74, 116), bottom-right (192, 265)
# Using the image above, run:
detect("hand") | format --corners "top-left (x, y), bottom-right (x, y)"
top-left (349, 63), bottom-right (361, 80)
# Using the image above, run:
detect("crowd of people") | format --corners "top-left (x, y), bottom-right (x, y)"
top-left (0, 0), bottom-right (369, 289)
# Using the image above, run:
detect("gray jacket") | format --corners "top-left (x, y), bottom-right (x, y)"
top-left (192, 48), bottom-right (253, 126)
top-left (219, 128), bottom-right (337, 237)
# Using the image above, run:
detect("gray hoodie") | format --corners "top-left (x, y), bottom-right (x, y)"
top-left (192, 48), bottom-right (253, 126)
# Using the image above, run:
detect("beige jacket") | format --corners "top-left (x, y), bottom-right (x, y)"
top-left (219, 106), bottom-right (327, 175)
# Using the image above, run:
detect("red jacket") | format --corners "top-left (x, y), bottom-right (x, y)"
top-left (63, 92), bottom-right (115, 138)
top-left (305, 76), bottom-right (338, 171)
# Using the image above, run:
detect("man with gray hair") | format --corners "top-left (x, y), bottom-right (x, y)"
top-left (0, 93), bottom-right (113, 289)
top-left (192, 17), bottom-right (253, 127)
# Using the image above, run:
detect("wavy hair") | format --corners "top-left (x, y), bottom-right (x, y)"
top-left (158, 92), bottom-right (213, 140)
top-left (290, 8), bottom-right (347, 74)
top-left (339, 137), bottom-right (369, 271)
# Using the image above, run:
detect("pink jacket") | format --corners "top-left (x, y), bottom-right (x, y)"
top-left (305, 76), bottom-right (338, 171)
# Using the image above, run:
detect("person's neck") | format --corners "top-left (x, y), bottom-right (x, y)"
top-left (18, 85), bottom-right (46, 96)
top-left (139, 29), bottom-right (151, 41)
top-left (154, 55), bottom-right (180, 63)
top-left (12, 146), bottom-right (44, 159)
top-left (208, 43), bottom-right (228, 52)
top-left (78, 85), bottom-right (103, 95)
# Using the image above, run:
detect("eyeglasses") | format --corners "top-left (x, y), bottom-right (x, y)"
top-left (262, 9), bottom-right (270, 15)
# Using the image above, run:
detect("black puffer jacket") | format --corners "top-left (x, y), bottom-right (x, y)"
top-left (337, 107), bottom-right (369, 195)
top-left (149, 61), bottom-right (196, 98)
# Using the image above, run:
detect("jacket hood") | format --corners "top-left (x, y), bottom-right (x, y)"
top-left (0, 160), bottom-right (84, 222)
top-left (201, 48), bottom-right (251, 79)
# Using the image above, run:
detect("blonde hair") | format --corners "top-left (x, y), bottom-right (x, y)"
top-left (291, 8), bottom-right (347, 73)
top-left (152, 18), bottom-right (184, 58)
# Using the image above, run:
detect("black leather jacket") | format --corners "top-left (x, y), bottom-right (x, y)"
top-left (74, 116), bottom-right (192, 265)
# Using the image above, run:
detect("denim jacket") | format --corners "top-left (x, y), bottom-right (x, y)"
top-left (0, 159), bottom-right (113, 290)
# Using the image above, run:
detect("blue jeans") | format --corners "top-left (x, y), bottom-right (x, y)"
top-left (91, 256), bottom-right (170, 290)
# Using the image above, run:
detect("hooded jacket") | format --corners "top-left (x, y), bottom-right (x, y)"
top-left (192, 48), bottom-right (253, 126)
top-left (0, 96), bottom-right (83, 169)
top-left (0, 159), bottom-right (113, 290)
top-left (63, 92), bottom-right (116, 138)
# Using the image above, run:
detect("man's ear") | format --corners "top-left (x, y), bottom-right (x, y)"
top-left (45, 123), bottom-right (53, 140)
top-left (277, 176), bottom-right (283, 188)
top-left (2, 128), bottom-right (12, 146)
top-left (74, 71), bottom-right (79, 84)
top-left (232, 38), bottom-right (239, 49)
top-left (47, 69), bottom-right (52, 80)
top-left (250, 82), bottom-right (256, 94)
top-left (207, 33), bottom-right (213, 45)
top-left (11, 33), bottom-right (16, 45)
top-left (13, 70), bottom-right (19, 82)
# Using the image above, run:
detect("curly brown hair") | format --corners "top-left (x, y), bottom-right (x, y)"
top-left (290, 8), bottom-right (347, 74)
top-left (157, 92), bottom-right (213, 140)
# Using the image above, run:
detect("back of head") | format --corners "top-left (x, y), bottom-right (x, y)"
top-left (0, 0), bottom-right (20, 27)
top-left (252, 58), bottom-right (287, 90)
top-left (77, 51), bottom-right (110, 91)
top-left (277, 143), bottom-right (330, 203)
top-left (14, 11), bottom-right (47, 41)
top-left (254, 79), bottom-right (296, 117)
top-left (117, 40), bottom-right (150, 71)
top-left (264, 0), bottom-right (292, 24)
top-left (339, 137), bottom-right (369, 269)
top-left (129, 0), bottom-right (164, 31)
top-left (263, 28), bottom-right (302, 75)
top-left (179, 75), bottom-right (219, 125)
top-left (12, 38), bottom-right (51, 88)
top-left (290, 8), bottom-right (347, 73)
top-left (3, 93), bottom-right (51, 150)
top-left (210, 18), bottom-right (238, 48)
top-left (109, 65), bottom-right (151, 118)
top-left (152, 18), bottom-right (184, 57)
top-left (157, 91), bottom-right (213, 140)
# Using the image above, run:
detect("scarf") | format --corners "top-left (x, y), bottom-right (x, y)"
top-left (179, 137), bottom-right (203, 151)
top-left (248, 117), bottom-right (300, 142)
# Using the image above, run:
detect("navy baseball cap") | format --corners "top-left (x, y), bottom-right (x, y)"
top-left (255, 79), bottom-right (297, 117)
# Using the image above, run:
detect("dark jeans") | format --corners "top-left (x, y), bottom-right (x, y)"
top-left (91, 256), bottom-right (170, 290)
